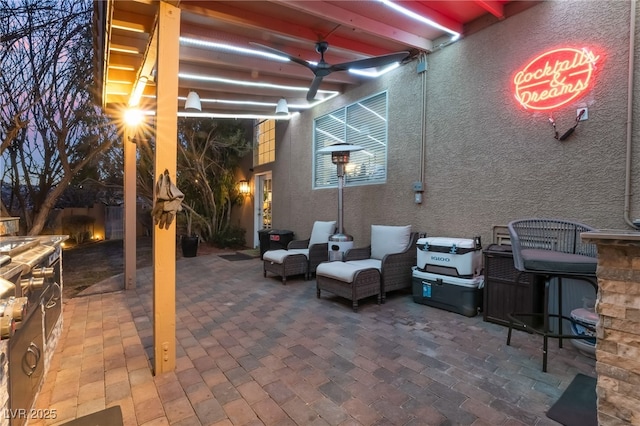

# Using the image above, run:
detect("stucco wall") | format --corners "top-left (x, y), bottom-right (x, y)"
top-left (267, 0), bottom-right (640, 246)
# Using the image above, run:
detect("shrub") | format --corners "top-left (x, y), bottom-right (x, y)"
top-left (210, 225), bottom-right (246, 249)
top-left (62, 215), bottom-right (95, 244)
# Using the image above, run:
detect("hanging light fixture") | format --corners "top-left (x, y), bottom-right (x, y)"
top-left (185, 91), bottom-right (202, 111)
top-left (275, 98), bottom-right (289, 115)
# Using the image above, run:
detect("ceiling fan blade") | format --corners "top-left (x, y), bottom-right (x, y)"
top-left (330, 51), bottom-right (410, 72)
top-left (306, 76), bottom-right (324, 101)
top-left (250, 42), bottom-right (314, 70)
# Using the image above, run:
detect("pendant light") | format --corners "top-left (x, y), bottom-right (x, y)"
top-left (275, 98), bottom-right (288, 115)
top-left (185, 91), bottom-right (202, 111)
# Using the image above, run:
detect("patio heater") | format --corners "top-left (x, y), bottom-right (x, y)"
top-left (318, 143), bottom-right (363, 261)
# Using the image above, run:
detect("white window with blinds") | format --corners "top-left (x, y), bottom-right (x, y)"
top-left (313, 91), bottom-right (388, 189)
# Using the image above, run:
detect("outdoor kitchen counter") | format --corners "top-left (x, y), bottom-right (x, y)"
top-left (0, 234), bottom-right (68, 426)
top-left (579, 229), bottom-right (640, 425)
top-left (581, 229), bottom-right (640, 242)
top-left (0, 235), bottom-right (68, 277)
top-left (0, 261), bottom-right (23, 282)
top-left (0, 234), bottom-right (68, 245)
top-left (36, 235), bottom-right (69, 247)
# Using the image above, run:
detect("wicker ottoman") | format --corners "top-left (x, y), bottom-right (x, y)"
top-left (316, 262), bottom-right (381, 312)
top-left (263, 249), bottom-right (308, 284)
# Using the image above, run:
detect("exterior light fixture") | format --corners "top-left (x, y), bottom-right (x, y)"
top-left (185, 91), bottom-right (202, 111)
top-left (318, 143), bottom-right (364, 260)
top-left (238, 179), bottom-right (251, 195)
top-left (123, 108), bottom-right (144, 127)
top-left (275, 98), bottom-right (289, 115)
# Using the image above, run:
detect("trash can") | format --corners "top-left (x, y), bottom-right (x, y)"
top-left (258, 229), bottom-right (271, 259)
top-left (268, 229), bottom-right (294, 251)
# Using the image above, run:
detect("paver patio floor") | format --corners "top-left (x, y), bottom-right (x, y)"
top-left (31, 253), bottom-right (596, 425)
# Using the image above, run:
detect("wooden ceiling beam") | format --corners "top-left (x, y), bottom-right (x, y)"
top-left (397, 1), bottom-right (464, 35)
top-left (179, 2), bottom-right (318, 43)
top-left (272, 0), bottom-right (433, 51)
top-left (179, 1), bottom-right (394, 57)
top-left (474, 0), bottom-right (505, 19)
top-left (111, 9), bottom-right (155, 33)
top-left (107, 52), bottom-right (142, 70)
top-left (106, 68), bottom-right (136, 83)
top-left (180, 24), bottom-right (372, 65)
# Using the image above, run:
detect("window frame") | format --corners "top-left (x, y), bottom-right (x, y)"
top-left (312, 91), bottom-right (389, 189)
top-left (254, 119), bottom-right (276, 166)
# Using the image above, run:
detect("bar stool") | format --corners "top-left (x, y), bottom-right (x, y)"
top-left (505, 218), bottom-right (598, 372)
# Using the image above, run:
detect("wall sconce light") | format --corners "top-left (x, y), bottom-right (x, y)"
top-left (238, 179), bottom-right (251, 195)
top-left (185, 91), bottom-right (202, 111)
top-left (275, 98), bottom-right (289, 115)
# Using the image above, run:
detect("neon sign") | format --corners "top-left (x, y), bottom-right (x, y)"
top-left (513, 47), bottom-right (600, 111)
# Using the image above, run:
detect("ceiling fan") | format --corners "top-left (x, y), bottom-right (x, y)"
top-left (252, 41), bottom-right (410, 101)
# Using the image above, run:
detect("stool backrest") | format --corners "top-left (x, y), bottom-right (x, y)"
top-left (508, 218), bottom-right (597, 272)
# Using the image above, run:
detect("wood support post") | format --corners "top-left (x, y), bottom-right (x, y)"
top-left (153, 1), bottom-right (180, 375)
top-left (124, 126), bottom-right (136, 290)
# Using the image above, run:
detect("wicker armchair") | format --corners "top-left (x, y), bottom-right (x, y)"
top-left (316, 225), bottom-right (416, 311)
top-left (287, 238), bottom-right (329, 277)
top-left (345, 231), bottom-right (418, 302)
top-left (263, 221), bottom-right (335, 284)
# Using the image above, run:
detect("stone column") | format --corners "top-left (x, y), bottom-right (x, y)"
top-left (581, 231), bottom-right (640, 425)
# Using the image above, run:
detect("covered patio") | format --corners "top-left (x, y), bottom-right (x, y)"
top-left (30, 253), bottom-right (595, 425)
top-left (78, 0), bottom-right (640, 424)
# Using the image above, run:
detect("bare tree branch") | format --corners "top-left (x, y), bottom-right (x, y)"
top-left (0, 0), bottom-right (119, 235)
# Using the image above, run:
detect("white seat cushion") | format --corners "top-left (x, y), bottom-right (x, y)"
top-left (370, 225), bottom-right (411, 260)
top-left (263, 249), bottom-right (309, 263)
top-left (346, 259), bottom-right (382, 271)
top-left (309, 220), bottom-right (336, 246)
top-left (316, 261), bottom-right (375, 283)
top-left (289, 248), bottom-right (309, 258)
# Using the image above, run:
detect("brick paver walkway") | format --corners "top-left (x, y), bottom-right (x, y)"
top-left (31, 253), bottom-right (596, 425)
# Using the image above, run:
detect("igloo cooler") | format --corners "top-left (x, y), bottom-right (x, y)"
top-left (416, 236), bottom-right (483, 278)
top-left (412, 267), bottom-right (484, 317)
top-left (570, 307), bottom-right (598, 358)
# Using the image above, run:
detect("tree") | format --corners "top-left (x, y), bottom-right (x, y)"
top-left (137, 118), bottom-right (252, 244)
top-left (176, 119), bottom-right (251, 242)
top-left (0, 0), bottom-right (118, 235)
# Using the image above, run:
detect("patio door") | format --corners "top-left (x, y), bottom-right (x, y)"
top-left (253, 172), bottom-right (272, 247)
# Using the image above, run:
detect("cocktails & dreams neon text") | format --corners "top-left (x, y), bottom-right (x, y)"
top-left (513, 47), bottom-right (600, 111)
